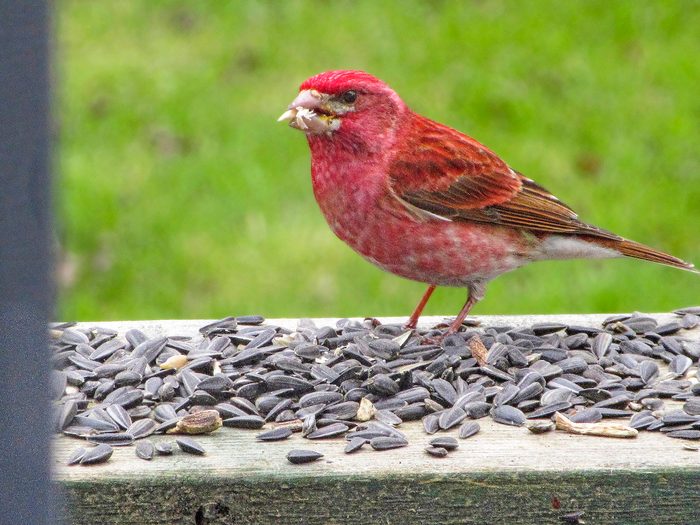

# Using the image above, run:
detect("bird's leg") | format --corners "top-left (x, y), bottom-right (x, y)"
top-left (445, 281), bottom-right (486, 335)
top-left (404, 284), bottom-right (436, 330)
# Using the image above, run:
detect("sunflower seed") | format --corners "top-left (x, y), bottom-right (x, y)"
top-left (112, 389), bottom-right (144, 409)
top-left (224, 415), bottom-right (266, 429)
top-left (153, 404), bottom-right (178, 423)
top-left (286, 449), bottom-right (323, 464)
top-left (67, 446), bottom-right (87, 466)
top-left (344, 437), bottom-right (366, 453)
top-left (155, 441), bottom-right (174, 455)
top-left (369, 436), bottom-right (408, 451)
top-left (155, 417), bottom-right (182, 433)
top-left (431, 378), bottom-right (457, 406)
top-left (675, 306), bottom-right (700, 315)
top-left (629, 413), bottom-right (657, 430)
top-left (526, 420), bottom-right (555, 434)
top-left (438, 406), bottom-right (467, 430)
top-left (256, 427), bottom-right (293, 441)
top-left (265, 375), bottom-right (315, 394)
top-left (105, 404), bottom-right (132, 430)
top-left (682, 314), bottom-right (700, 330)
top-left (306, 422), bottom-right (349, 439)
top-left (462, 401), bottom-right (492, 419)
top-left (323, 401), bottom-right (359, 420)
top-left (365, 374), bottom-right (399, 396)
top-left (591, 333), bottom-right (613, 359)
top-left (71, 415), bottom-right (114, 434)
top-left (197, 375), bottom-right (234, 394)
top-left (429, 436), bottom-right (458, 450)
top-left (135, 441), bottom-right (155, 460)
top-left (532, 323), bottom-right (567, 335)
top-left (87, 433), bottom-right (134, 447)
top-left (61, 328), bottom-right (90, 346)
top-left (512, 382), bottom-right (544, 404)
top-left (425, 446), bottom-right (448, 457)
top-left (493, 383), bottom-right (520, 406)
top-left (669, 355), bottom-right (692, 376)
top-left (569, 408), bottom-right (602, 424)
top-left (663, 410), bottom-right (700, 426)
top-left (127, 418), bottom-right (158, 439)
top-left (458, 421), bottom-right (480, 439)
top-left (375, 409), bottom-right (402, 426)
top-left (490, 405), bottom-right (526, 427)
top-left (393, 403), bottom-right (427, 421)
top-left (244, 327), bottom-right (277, 349)
top-left (57, 400), bottom-right (78, 431)
top-left (684, 399), bottom-right (700, 416)
top-left (422, 414), bottom-right (439, 434)
top-left (667, 430), bottom-right (700, 440)
top-left (298, 391), bottom-right (343, 408)
top-left (265, 398), bottom-right (294, 422)
top-left (80, 444), bottom-right (113, 465)
top-left (176, 437), bottom-right (206, 455)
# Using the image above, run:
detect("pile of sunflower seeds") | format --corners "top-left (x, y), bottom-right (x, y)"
top-left (52, 307), bottom-right (700, 465)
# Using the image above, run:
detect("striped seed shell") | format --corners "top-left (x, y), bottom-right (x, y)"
top-left (490, 405), bottom-right (526, 427)
top-left (306, 422), bottom-right (349, 439)
top-left (86, 432), bottom-right (134, 447)
top-left (223, 415), bottom-right (265, 429)
top-left (286, 449), bottom-right (323, 464)
top-left (344, 437), bottom-right (366, 453)
top-left (127, 418), bottom-right (158, 440)
top-left (80, 444), bottom-right (113, 465)
top-left (438, 406), bottom-right (467, 430)
top-left (458, 421), bottom-right (480, 439)
top-left (369, 436), bottom-right (408, 451)
top-left (176, 437), bottom-right (206, 455)
top-left (425, 446), bottom-right (448, 458)
top-left (526, 420), bottom-right (555, 434)
top-left (429, 436), bottom-right (458, 451)
top-left (256, 427), bottom-right (292, 441)
top-left (67, 446), bottom-right (87, 466)
top-left (135, 441), bottom-right (155, 461)
top-left (155, 441), bottom-right (174, 455)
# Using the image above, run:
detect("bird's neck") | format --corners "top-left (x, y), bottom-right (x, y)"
top-left (307, 107), bottom-right (409, 192)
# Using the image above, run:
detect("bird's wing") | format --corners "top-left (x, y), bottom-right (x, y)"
top-left (389, 114), bottom-right (618, 239)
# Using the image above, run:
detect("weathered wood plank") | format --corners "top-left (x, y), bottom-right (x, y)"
top-left (54, 314), bottom-right (700, 524)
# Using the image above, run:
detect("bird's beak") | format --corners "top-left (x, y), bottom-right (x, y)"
top-left (278, 89), bottom-right (339, 134)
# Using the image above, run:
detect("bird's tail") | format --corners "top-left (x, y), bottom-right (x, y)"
top-left (594, 236), bottom-right (697, 273)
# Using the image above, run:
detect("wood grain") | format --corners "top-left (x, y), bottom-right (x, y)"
top-left (54, 314), bottom-right (700, 524)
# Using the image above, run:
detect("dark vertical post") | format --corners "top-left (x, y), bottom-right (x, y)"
top-left (0, 2), bottom-right (55, 524)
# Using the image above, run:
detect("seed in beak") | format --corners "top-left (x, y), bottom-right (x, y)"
top-left (277, 109), bottom-right (296, 122)
top-left (294, 107), bottom-right (317, 130)
top-left (278, 106), bottom-right (320, 131)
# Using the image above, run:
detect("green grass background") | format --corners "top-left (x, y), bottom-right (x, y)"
top-left (57, 0), bottom-right (699, 321)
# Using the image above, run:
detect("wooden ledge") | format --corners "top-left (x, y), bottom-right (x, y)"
top-left (54, 314), bottom-right (700, 525)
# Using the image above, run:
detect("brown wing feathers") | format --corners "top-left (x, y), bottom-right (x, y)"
top-left (390, 114), bottom-right (696, 272)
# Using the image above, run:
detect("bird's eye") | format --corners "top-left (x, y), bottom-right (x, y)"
top-left (341, 90), bottom-right (357, 104)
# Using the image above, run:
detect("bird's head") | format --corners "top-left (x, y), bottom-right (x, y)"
top-left (279, 70), bottom-right (406, 150)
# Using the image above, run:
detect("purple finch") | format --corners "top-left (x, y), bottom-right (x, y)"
top-left (279, 70), bottom-right (696, 333)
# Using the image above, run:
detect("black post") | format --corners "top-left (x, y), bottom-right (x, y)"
top-left (0, 2), bottom-right (55, 524)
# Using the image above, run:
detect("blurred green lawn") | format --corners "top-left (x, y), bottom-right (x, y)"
top-left (57, 0), bottom-right (699, 321)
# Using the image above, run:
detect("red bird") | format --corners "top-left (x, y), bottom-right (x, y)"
top-left (279, 70), bottom-right (696, 334)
